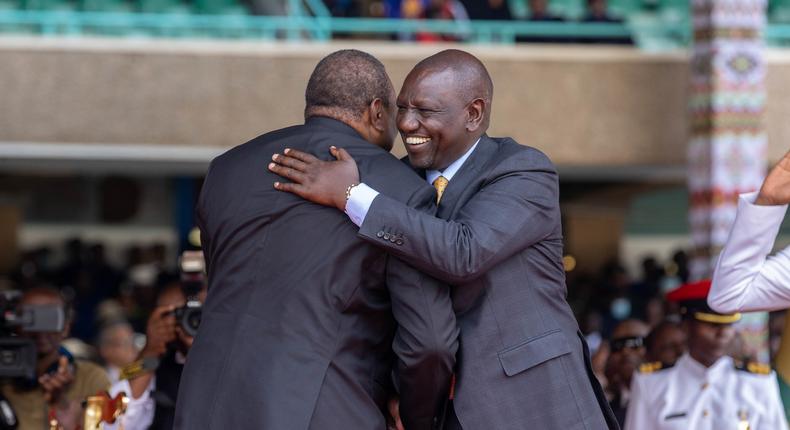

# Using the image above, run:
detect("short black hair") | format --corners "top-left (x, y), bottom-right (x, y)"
top-left (305, 49), bottom-right (392, 121)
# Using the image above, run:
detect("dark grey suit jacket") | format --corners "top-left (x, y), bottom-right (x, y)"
top-left (358, 135), bottom-right (619, 430)
top-left (174, 117), bottom-right (458, 430)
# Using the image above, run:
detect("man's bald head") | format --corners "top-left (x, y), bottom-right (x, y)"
top-left (411, 49), bottom-right (493, 125)
top-left (397, 50), bottom-right (494, 170)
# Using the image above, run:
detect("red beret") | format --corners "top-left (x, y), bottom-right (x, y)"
top-left (666, 279), bottom-right (711, 303)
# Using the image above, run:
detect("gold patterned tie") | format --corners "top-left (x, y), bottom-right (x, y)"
top-left (433, 175), bottom-right (449, 204)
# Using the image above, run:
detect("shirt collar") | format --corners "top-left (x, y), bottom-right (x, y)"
top-left (678, 352), bottom-right (732, 379)
top-left (425, 138), bottom-right (480, 184)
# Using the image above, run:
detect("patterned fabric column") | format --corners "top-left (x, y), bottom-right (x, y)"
top-left (688, 0), bottom-right (767, 281)
top-left (689, 0), bottom-right (769, 366)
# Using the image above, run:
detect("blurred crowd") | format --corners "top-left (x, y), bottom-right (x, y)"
top-left (2, 239), bottom-right (202, 429)
top-left (1, 240), bottom-right (783, 429)
top-left (569, 252), bottom-right (787, 428)
top-left (249, 0), bottom-right (633, 44)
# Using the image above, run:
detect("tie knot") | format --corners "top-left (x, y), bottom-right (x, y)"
top-left (433, 176), bottom-right (449, 203)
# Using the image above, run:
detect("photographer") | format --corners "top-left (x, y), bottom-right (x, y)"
top-left (0, 287), bottom-right (110, 430)
top-left (112, 281), bottom-right (205, 430)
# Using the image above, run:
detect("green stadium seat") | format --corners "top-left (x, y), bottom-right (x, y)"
top-left (81, 0), bottom-right (133, 13)
top-left (549, 0), bottom-right (585, 20)
top-left (194, 0), bottom-right (245, 15)
top-left (138, 0), bottom-right (187, 14)
top-left (771, 0), bottom-right (790, 23)
top-left (608, 0), bottom-right (642, 19)
top-left (22, 0), bottom-right (75, 10)
top-left (658, 0), bottom-right (686, 14)
top-left (0, 0), bottom-right (18, 9)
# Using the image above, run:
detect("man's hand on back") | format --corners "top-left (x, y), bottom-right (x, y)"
top-left (269, 146), bottom-right (360, 211)
top-left (756, 149), bottom-right (790, 206)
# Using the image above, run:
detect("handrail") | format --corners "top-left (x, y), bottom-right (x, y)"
top-left (0, 11), bottom-right (635, 43)
top-left (1, 10), bottom-right (787, 47)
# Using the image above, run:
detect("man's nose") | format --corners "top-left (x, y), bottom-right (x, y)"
top-left (398, 110), bottom-right (419, 132)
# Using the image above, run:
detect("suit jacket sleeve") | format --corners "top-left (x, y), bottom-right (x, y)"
top-left (386, 257), bottom-right (458, 430)
top-left (358, 149), bottom-right (560, 284)
top-left (196, 160), bottom-right (215, 275)
top-left (709, 192), bottom-right (790, 313)
top-left (380, 178), bottom-right (458, 430)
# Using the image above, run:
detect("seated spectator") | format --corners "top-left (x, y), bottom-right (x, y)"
top-left (98, 321), bottom-right (138, 385)
top-left (604, 319), bottom-right (649, 428)
top-left (460, 0), bottom-right (511, 20)
top-left (0, 287), bottom-right (110, 430)
top-left (527, 0), bottom-right (563, 21)
top-left (580, 0), bottom-right (633, 44)
top-left (111, 282), bottom-right (206, 430)
top-left (582, 0), bottom-right (620, 22)
top-left (644, 319), bottom-right (686, 366)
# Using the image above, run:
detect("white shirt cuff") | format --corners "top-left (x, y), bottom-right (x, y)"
top-left (344, 183), bottom-right (379, 227)
top-left (740, 191), bottom-right (789, 213)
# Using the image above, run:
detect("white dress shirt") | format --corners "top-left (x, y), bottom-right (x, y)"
top-left (708, 192), bottom-right (790, 313)
top-left (345, 140), bottom-right (480, 226)
top-left (625, 353), bottom-right (787, 430)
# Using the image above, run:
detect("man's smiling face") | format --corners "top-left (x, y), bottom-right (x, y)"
top-left (397, 68), bottom-right (477, 171)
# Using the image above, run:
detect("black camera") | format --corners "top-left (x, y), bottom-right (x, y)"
top-left (0, 291), bottom-right (65, 379)
top-left (174, 251), bottom-right (205, 338)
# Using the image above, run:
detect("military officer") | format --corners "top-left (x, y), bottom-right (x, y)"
top-left (625, 280), bottom-right (788, 430)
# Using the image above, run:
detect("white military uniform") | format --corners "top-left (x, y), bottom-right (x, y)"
top-left (624, 353), bottom-right (788, 430)
top-left (709, 191), bottom-right (790, 313)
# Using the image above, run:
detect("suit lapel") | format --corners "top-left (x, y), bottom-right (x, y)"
top-left (436, 135), bottom-right (498, 219)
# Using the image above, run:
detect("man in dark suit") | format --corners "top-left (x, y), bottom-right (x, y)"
top-left (270, 49), bottom-right (619, 429)
top-left (173, 49), bottom-right (458, 430)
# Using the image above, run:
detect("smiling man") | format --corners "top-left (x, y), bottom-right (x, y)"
top-left (269, 49), bottom-right (618, 430)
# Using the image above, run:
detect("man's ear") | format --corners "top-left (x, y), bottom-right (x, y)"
top-left (369, 98), bottom-right (386, 132)
top-left (465, 98), bottom-right (486, 133)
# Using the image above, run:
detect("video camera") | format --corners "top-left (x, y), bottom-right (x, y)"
top-left (174, 251), bottom-right (205, 337)
top-left (0, 291), bottom-right (65, 379)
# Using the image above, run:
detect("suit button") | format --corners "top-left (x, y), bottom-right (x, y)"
top-left (389, 236), bottom-right (398, 243)
top-left (376, 231), bottom-right (384, 238)
top-left (396, 239), bottom-right (404, 246)
top-left (383, 233), bottom-right (391, 240)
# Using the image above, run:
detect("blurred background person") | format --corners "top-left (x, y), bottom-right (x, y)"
top-left (644, 319), bottom-right (686, 366)
top-left (626, 280), bottom-right (787, 430)
top-left (604, 319), bottom-right (649, 428)
top-left (111, 282), bottom-right (205, 430)
top-left (1, 287), bottom-right (110, 430)
top-left (97, 321), bottom-right (139, 385)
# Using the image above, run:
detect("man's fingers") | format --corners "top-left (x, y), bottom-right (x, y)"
top-left (282, 148), bottom-right (319, 164)
top-left (273, 181), bottom-right (306, 196)
top-left (272, 153), bottom-right (309, 172)
top-left (269, 163), bottom-right (307, 184)
top-left (152, 305), bottom-right (175, 319)
top-left (330, 146), bottom-right (354, 162)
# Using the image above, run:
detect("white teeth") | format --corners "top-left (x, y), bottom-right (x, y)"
top-left (405, 137), bottom-right (431, 145)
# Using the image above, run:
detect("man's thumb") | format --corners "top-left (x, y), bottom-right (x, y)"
top-left (330, 146), bottom-right (353, 162)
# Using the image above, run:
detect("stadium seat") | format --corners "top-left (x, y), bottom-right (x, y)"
top-left (81, 0), bottom-right (133, 12)
top-left (608, 0), bottom-right (642, 19)
top-left (549, 0), bottom-right (586, 20)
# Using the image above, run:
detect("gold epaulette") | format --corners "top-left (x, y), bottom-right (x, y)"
top-left (735, 361), bottom-right (771, 375)
top-left (639, 361), bottom-right (664, 373)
